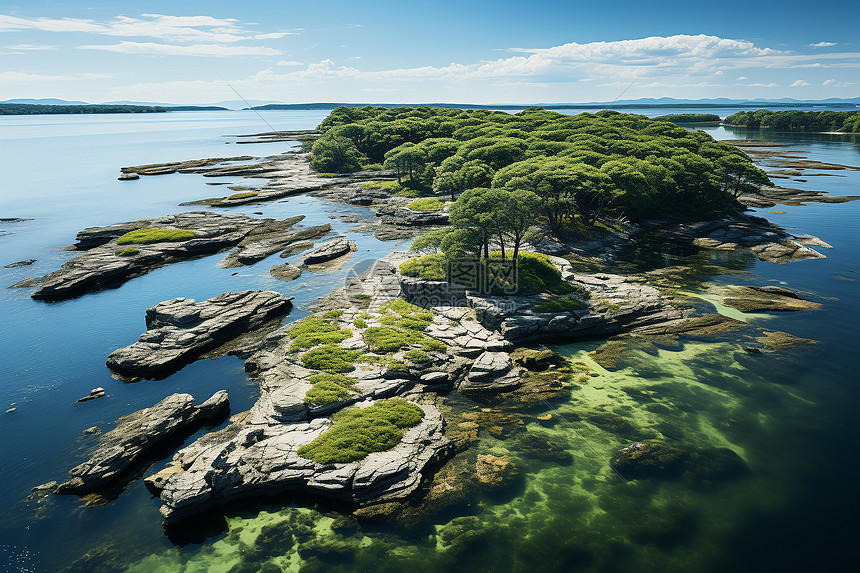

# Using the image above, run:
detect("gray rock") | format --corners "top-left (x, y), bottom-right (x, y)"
top-left (56, 391), bottom-right (229, 495)
top-left (32, 212), bottom-right (277, 301)
top-left (106, 290), bottom-right (292, 379)
top-left (118, 172), bottom-right (140, 180)
top-left (220, 219), bottom-right (331, 267)
top-left (4, 259), bottom-right (35, 268)
top-left (460, 351), bottom-right (520, 392)
top-left (155, 401), bottom-right (450, 523)
top-left (270, 263), bottom-right (302, 282)
top-left (304, 237), bottom-right (356, 265)
top-left (77, 387), bottom-right (106, 402)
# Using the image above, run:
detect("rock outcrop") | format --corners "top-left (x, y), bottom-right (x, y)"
top-left (219, 217), bottom-right (331, 267)
top-left (304, 237), bottom-right (356, 265)
top-left (106, 291), bottom-right (292, 379)
top-left (459, 351), bottom-right (520, 392)
top-left (152, 401), bottom-right (450, 524)
top-left (270, 263), bottom-right (302, 281)
top-left (56, 391), bottom-right (229, 495)
top-left (722, 285), bottom-right (821, 312)
top-left (31, 212), bottom-right (267, 301)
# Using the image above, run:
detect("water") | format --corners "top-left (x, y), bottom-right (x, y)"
top-left (1, 109), bottom-right (858, 572)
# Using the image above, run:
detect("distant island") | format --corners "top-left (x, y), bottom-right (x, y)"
top-left (653, 113), bottom-right (721, 123)
top-left (0, 104), bottom-right (227, 115)
top-left (724, 110), bottom-right (860, 133)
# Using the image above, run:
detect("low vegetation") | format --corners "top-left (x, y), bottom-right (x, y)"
top-left (304, 373), bottom-right (359, 405)
top-left (115, 248), bottom-right (140, 257)
top-left (654, 113), bottom-right (721, 123)
top-left (289, 316), bottom-right (352, 351)
top-left (296, 399), bottom-right (424, 463)
top-left (227, 191), bottom-right (259, 200)
top-left (407, 197), bottom-right (445, 211)
top-left (532, 296), bottom-right (589, 313)
top-left (116, 228), bottom-right (197, 245)
top-left (725, 109), bottom-right (860, 133)
top-left (300, 345), bottom-right (362, 373)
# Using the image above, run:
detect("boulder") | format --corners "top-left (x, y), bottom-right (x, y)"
top-left (117, 172), bottom-right (139, 180)
top-left (76, 387), bottom-right (106, 402)
top-left (4, 259), bottom-right (35, 268)
top-left (303, 237), bottom-right (356, 265)
top-left (106, 290), bottom-right (292, 379)
top-left (460, 351), bottom-right (520, 392)
top-left (56, 391), bottom-right (229, 495)
top-left (270, 263), bottom-right (302, 282)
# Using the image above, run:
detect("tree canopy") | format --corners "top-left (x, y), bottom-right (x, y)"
top-left (724, 109), bottom-right (860, 133)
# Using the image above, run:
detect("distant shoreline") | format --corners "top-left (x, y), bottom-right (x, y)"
top-left (0, 104), bottom-right (227, 116)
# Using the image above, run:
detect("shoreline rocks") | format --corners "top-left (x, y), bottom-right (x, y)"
top-left (303, 237), bottom-right (356, 265)
top-left (106, 290), bottom-right (292, 379)
top-left (722, 285), bottom-right (821, 312)
top-left (56, 391), bottom-right (230, 495)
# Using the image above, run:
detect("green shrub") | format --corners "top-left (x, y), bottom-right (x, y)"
top-left (316, 172), bottom-right (338, 178)
top-left (115, 247), bottom-right (139, 257)
top-left (404, 349), bottom-right (429, 363)
top-left (227, 191), bottom-right (259, 200)
top-left (361, 180), bottom-right (401, 193)
top-left (289, 317), bottom-right (352, 351)
top-left (324, 310), bottom-right (344, 319)
top-left (421, 339), bottom-right (447, 351)
top-left (353, 317), bottom-right (367, 329)
top-left (399, 254), bottom-right (447, 280)
top-left (301, 345), bottom-right (361, 373)
top-left (362, 163), bottom-right (384, 171)
top-left (304, 373), bottom-right (358, 405)
top-left (532, 296), bottom-right (588, 313)
top-left (297, 399), bottom-right (425, 463)
top-left (407, 197), bottom-right (445, 211)
top-left (116, 228), bottom-right (197, 245)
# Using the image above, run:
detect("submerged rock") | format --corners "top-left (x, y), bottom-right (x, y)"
top-left (106, 290), bottom-right (292, 379)
top-left (56, 391), bottom-right (229, 495)
top-left (303, 237), bottom-right (356, 265)
top-left (611, 442), bottom-right (685, 478)
top-left (3, 259), bottom-right (35, 268)
top-left (722, 285), bottom-right (821, 312)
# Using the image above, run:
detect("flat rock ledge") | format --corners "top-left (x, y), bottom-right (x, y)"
top-left (150, 402), bottom-right (450, 524)
top-left (106, 290), bottom-right (292, 379)
top-left (56, 391), bottom-right (229, 495)
top-left (30, 212), bottom-right (274, 301)
top-left (722, 285), bottom-right (821, 313)
top-left (303, 237), bottom-right (356, 265)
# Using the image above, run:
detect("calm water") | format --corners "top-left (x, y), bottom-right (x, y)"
top-left (0, 109), bottom-right (858, 572)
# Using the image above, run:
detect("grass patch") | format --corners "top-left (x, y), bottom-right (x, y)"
top-left (289, 317), bottom-right (352, 351)
top-left (296, 399), bottom-right (424, 464)
top-left (304, 373), bottom-right (358, 405)
top-left (324, 310), bottom-right (344, 319)
top-left (363, 327), bottom-right (419, 353)
top-left (116, 228), bottom-right (197, 245)
top-left (316, 172), bottom-right (338, 178)
top-left (301, 345), bottom-right (362, 373)
top-left (361, 180), bottom-right (401, 192)
top-left (399, 254), bottom-right (447, 281)
top-left (379, 298), bottom-right (434, 330)
top-left (404, 349), bottom-right (429, 363)
top-left (532, 296), bottom-right (588, 313)
top-left (115, 247), bottom-right (139, 257)
top-left (227, 191), bottom-right (259, 200)
top-left (597, 299), bottom-right (623, 314)
top-left (407, 197), bottom-right (445, 211)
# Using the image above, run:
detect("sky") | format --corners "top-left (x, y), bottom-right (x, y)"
top-left (1, 0), bottom-right (858, 105)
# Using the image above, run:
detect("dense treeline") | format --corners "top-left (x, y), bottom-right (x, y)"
top-left (0, 104), bottom-right (168, 115)
top-left (654, 113), bottom-right (721, 123)
top-left (312, 106), bottom-right (768, 232)
top-left (724, 109), bottom-right (860, 133)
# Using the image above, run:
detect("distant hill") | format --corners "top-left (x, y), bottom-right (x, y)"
top-left (0, 103), bottom-right (228, 115)
top-left (249, 97), bottom-right (860, 111)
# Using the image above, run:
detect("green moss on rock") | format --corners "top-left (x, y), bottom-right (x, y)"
top-left (304, 373), bottom-right (359, 405)
top-left (116, 228), bottom-right (197, 245)
top-left (297, 399), bottom-right (424, 463)
top-left (115, 247), bottom-right (140, 257)
top-left (289, 317), bottom-right (352, 351)
top-left (301, 345), bottom-right (361, 373)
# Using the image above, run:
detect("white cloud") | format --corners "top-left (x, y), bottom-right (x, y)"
top-left (790, 79), bottom-right (810, 86)
top-left (748, 82), bottom-right (779, 87)
top-left (736, 76), bottom-right (748, 80)
top-left (0, 70), bottom-right (110, 82)
top-left (276, 60), bottom-right (303, 66)
top-left (78, 41), bottom-right (281, 57)
top-left (811, 42), bottom-right (836, 47)
top-left (0, 13), bottom-right (295, 43)
top-left (4, 43), bottom-right (57, 50)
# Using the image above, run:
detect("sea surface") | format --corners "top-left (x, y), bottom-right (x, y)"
top-left (0, 108), bottom-right (857, 572)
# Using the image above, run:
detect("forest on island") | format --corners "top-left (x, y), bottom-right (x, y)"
top-left (309, 106), bottom-right (770, 285)
top-left (724, 109), bottom-right (860, 132)
top-left (0, 104), bottom-right (168, 115)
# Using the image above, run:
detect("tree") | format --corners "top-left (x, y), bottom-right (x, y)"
top-left (309, 134), bottom-right (362, 172)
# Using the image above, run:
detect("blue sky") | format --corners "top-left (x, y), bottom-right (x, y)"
top-left (1, 0), bottom-right (858, 104)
